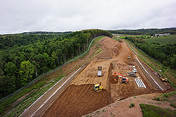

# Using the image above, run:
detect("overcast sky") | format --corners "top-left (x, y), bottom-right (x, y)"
top-left (0, 0), bottom-right (176, 34)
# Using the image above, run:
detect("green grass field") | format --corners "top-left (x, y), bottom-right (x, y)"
top-left (146, 35), bottom-right (176, 45)
top-left (140, 104), bottom-right (176, 117)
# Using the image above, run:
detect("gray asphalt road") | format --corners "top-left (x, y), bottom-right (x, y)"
top-left (20, 63), bottom-right (88, 117)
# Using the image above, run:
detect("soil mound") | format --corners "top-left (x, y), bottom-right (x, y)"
top-left (98, 37), bottom-right (121, 58)
top-left (109, 75), bottom-right (118, 84)
top-left (42, 84), bottom-right (111, 117)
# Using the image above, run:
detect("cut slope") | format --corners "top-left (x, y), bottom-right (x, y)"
top-left (42, 84), bottom-right (111, 117)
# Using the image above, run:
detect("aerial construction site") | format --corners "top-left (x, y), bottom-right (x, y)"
top-left (22, 37), bottom-right (173, 117)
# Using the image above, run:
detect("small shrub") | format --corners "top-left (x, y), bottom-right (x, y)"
top-left (102, 109), bottom-right (106, 112)
top-left (131, 102), bottom-right (135, 107)
top-left (156, 97), bottom-right (161, 101)
top-left (163, 94), bottom-right (169, 98)
top-left (170, 102), bottom-right (176, 108)
top-left (129, 103), bottom-right (135, 108)
top-left (96, 110), bottom-right (100, 114)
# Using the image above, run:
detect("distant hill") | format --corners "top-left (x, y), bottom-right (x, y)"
top-left (108, 27), bottom-right (176, 35)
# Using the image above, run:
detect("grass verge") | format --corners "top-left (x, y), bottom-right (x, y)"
top-left (153, 91), bottom-right (176, 108)
top-left (140, 104), bottom-right (176, 117)
top-left (3, 76), bottom-right (63, 117)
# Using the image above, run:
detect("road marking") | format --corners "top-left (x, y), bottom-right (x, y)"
top-left (135, 56), bottom-right (164, 90)
top-left (135, 78), bottom-right (146, 88)
top-left (21, 76), bottom-right (65, 116)
top-left (31, 67), bottom-right (81, 117)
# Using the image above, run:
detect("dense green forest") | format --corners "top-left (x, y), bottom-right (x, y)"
top-left (108, 27), bottom-right (176, 35)
top-left (0, 29), bottom-right (112, 98)
top-left (122, 36), bottom-right (176, 69)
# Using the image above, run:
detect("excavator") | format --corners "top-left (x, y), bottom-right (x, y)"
top-left (114, 71), bottom-right (129, 83)
top-left (94, 82), bottom-right (105, 92)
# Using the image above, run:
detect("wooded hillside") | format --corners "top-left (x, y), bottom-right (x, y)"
top-left (0, 29), bottom-right (112, 98)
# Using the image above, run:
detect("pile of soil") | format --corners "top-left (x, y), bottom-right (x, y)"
top-left (109, 75), bottom-right (118, 84)
top-left (42, 84), bottom-right (111, 117)
top-left (97, 37), bottom-right (121, 58)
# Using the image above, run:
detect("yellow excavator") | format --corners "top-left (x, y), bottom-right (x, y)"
top-left (94, 83), bottom-right (105, 92)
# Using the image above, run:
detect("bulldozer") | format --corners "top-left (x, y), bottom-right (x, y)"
top-left (94, 83), bottom-right (104, 92)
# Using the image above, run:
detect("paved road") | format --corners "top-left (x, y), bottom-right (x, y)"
top-left (20, 64), bottom-right (88, 117)
top-left (134, 55), bottom-right (168, 90)
top-left (126, 41), bottom-right (168, 91)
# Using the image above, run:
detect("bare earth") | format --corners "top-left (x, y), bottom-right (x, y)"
top-left (84, 93), bottom-right (175, 117)
top-left (41, 37), bottom-right (174, 117)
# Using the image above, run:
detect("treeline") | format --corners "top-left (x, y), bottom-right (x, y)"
top-left (0, 29), bottom-right (112, 98)
top-left (124, 36), bottom-right (176, 69)
top-left (108, 30), bottom-right (143, 35)
top-left (108, 27), bottom-right (176, 35)
top-left (20, 31), bottom-right (72, 35)
top-left (0, 34), bottom-right (65, 49)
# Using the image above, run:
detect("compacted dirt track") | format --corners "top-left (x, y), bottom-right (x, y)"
top-left (42, 84), bottom-right (110, 117)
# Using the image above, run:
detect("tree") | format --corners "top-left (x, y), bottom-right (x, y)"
top-left (4, 62), bottom-right (17, 77)
top-left (19, 61), bottom-right (35, 84)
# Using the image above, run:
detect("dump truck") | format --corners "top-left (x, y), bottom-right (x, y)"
top-left (97, 66), bottom-right (102, 77)
top-left (94, 83), bottom-right (104, 92)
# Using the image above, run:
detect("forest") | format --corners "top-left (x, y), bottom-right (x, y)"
top-left (122, 36), bottom-right (176, 69)
top-left (108, 27), bottom-right (176, 35)
top-left (0, 29), bottom-right (112, 98)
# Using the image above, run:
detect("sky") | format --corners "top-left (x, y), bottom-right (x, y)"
top-left (0, 0), bottom-right (176, 34)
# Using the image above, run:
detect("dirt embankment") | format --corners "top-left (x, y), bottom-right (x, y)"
top-left (84, 93), bottom-right (176, 117)
top-left (42, 84), bottom-right (111, 117)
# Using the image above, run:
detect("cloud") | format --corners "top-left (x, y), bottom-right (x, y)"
top-left (0, 0), bottom-right (176, 34)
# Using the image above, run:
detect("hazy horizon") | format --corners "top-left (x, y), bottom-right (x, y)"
top-left (1, 0), bottom-right (176, 34)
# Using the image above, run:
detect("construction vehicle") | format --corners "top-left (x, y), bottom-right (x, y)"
top-left (128, 56), bottom-right (131, 59)
top-left (156, 70), bottom-right (167, 82)
top-left (127, 72), bottom-right (137, 77)
top-left (114, 71), bottom-right (129, 83)
top-left (94, 83), bottom-right (104, 92)
top-left (158, 73), bottom-right (167, 82)
top-left (114, 71), bottom-right (118, 81)
top-left (132, 68), bottom-right (137, 73)
top-left (121, 77), bottom-right (129, 84)
top-left (97, 66), bottom-right (102, 77)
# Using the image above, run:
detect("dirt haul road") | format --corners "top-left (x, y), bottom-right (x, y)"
top-left (42, 37), bottom-right (171, 117)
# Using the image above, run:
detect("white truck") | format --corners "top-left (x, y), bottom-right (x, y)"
top-left (132, 68), bottom-right (137, 73)
top-left (97, 66), bottom-right (102, 77)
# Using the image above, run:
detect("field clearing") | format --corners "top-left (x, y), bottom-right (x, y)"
top-left (146, 35), bottom-right (176, 45)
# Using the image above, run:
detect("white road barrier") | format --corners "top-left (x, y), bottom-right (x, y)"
top-left (135, 55), bottom-right (164, 90)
